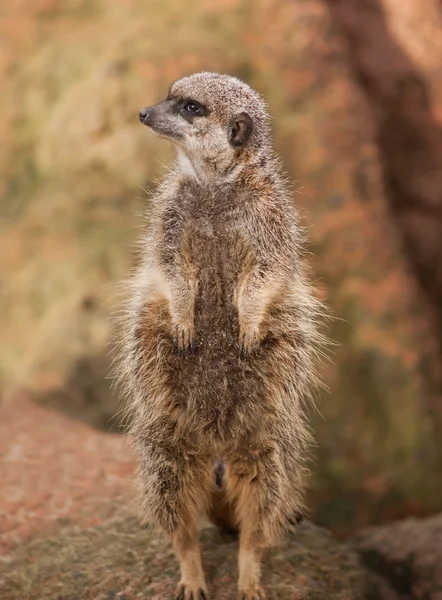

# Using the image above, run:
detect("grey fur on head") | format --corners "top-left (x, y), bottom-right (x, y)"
top-left (170, 72), bottom-right (271, 144)
top-left (139, 72), bottom-right (273, 184)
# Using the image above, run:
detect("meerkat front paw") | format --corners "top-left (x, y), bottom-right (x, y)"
top-left (237, 586), bottom-right (266, 600)
top-left (175, 582), bottom-right (208, 600)
top-left (172, 323), bottom-right (196, 353)
top-left (238, 325), bottom-right (262, 358)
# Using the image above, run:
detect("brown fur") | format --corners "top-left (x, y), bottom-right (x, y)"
top-left (117, 72), bottom-right (323, 600)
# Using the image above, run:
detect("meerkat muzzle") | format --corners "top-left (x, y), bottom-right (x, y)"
top-left (139, 107), bottom-right (153, 125)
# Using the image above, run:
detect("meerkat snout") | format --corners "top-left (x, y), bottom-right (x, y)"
top-left (139, 107), bottom-right (151, 124)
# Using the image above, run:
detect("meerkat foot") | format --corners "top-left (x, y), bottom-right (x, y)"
top-left (237, 544), bottom-right (266, 600)
top-left (175, 582), bottom-right (208, 600)
top-left (172, 524), bottom-right (208, 600)
top-left (237, 586), bottom-right (266, 600)
top-left (173, 323), bottom-right (196, 353)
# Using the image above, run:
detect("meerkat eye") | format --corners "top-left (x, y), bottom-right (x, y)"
top-left (180, 101), bottom-right (206, 118)
top-left (185, 102), bottom-right (201, 113)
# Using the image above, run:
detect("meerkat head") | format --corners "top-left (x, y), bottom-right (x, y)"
top-left (139, 72), bottom-right (271, 182)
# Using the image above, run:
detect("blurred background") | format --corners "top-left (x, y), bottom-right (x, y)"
top-left (1, 0), bottom-right (442, 537)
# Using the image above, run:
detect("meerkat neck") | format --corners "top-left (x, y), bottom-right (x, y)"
top-left (176, 149), bottom-right (200, 181)
top-left (176, 147), bottom-right (244, 185)
top-left (176, 147), bottom-right (274, 187)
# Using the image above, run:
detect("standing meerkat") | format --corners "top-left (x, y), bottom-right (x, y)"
top-left (119, 72), bottom-right (323, 600)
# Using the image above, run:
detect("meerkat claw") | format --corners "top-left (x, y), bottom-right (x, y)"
top-left (175, 583), bottom-right (208, 600)
top-left (238, 344), bottom-right (249, 359)
top-left (239, 332), bottom-right (260, 359)
top-left (173, 325), bottom-right (196, 354)
top-left (237, 588), bottom-right (266, 600)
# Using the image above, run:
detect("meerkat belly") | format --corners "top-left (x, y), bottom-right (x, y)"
top-left (168, 232), bottom-right (270, 438)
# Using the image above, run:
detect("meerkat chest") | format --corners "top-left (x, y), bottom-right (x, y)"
top-left (181, 215), bottom-right (240, 301)
top-left (175, 182), bottom-right (250, 280)
top-left (189, 222), bottom-right (235, 271)
top-left (180, 182), bottom-right (240, 229)
top-left (182, 210), bottom-right (240, 259)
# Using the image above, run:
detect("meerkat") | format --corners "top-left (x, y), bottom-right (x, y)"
top-left (119, 72), bottom-right (322, 600)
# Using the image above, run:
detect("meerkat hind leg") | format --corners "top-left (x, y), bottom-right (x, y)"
top-left (237, 520), bottom-right (267, 600)
top-left (137, 437), bottom-right (211, 599)
top-left (173, 518), bottom-right (208, 600)
top-left (225, 453), bottom-right (277, 600)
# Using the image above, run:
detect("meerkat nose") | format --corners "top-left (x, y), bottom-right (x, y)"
top-left (139, 107), bottom-right (152, 125)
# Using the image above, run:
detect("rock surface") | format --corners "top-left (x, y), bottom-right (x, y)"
top-left (353, 515), bottom-right (442, 599)
top-left (0, 393), bottom-right (133, 556)
top-left (0, 394), bottom-right (379, 599)
top-left (0, 518), bottom-right (378, 600)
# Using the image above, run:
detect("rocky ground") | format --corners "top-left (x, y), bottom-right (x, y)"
top-left (1, 394), bottom-right (441, 600)
top-left (354, 515), bottom-right (442, 600)
top-left (0, 395), bottom-right (375, 600)
top-left (1, 518), bottom-right (378, 600)
top-left (0, 393), bottom-right (133, 557)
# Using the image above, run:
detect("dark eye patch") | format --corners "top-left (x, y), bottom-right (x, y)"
top-left (178, 99), bottom-right (208, 121)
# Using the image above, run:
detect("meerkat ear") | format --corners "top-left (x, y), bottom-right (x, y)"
top-left (229, 112), bottom-right (253, 147)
